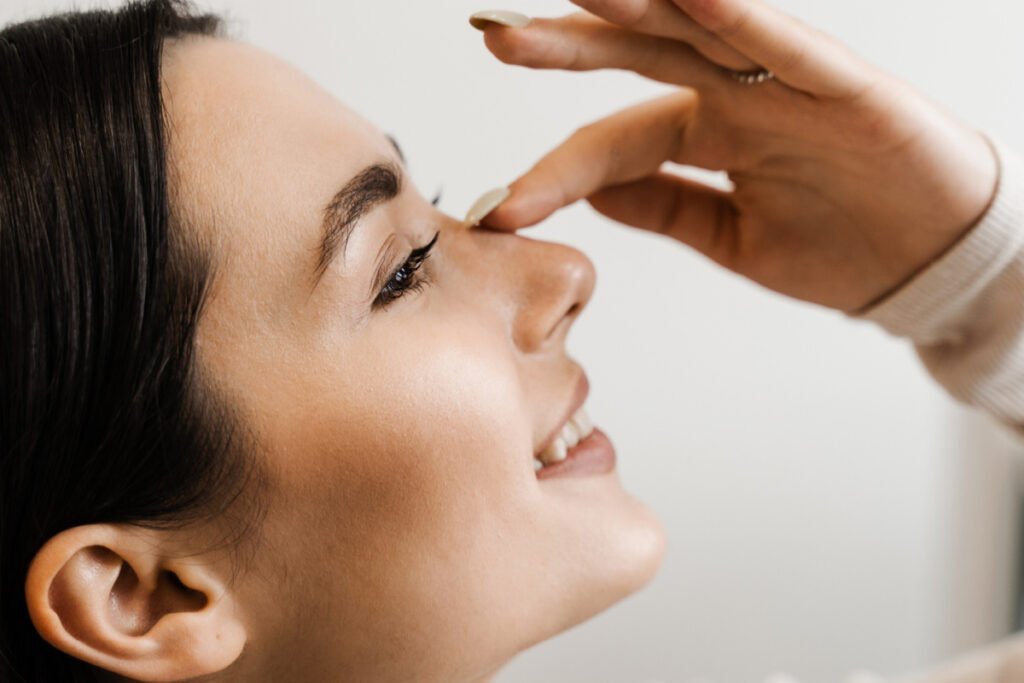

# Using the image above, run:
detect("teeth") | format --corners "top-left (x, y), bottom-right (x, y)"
top-left (560, 420), bottom-right (580, 449)
top-left (537, 436), bottom-right (568, 466)
top-left (534, 405), bottom-right (597, 470)
top-left (571, 406), bottom-right (594, 440)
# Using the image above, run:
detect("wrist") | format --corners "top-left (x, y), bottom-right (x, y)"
top-left (849, 128), bottom-right (1002, 316)
top-left (850, 134), bottom-right (1022, 344)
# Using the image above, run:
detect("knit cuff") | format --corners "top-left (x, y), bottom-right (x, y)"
top-left (853, 135), bottom-right (1024, 345)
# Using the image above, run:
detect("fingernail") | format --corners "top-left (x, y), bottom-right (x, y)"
top-left (469, 10), bottom-right (532, 31)
top-left (462, 187), bottom-right (511, 228)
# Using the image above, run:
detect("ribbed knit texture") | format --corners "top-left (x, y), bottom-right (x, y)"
top-left (855, 136), bottom-right (1024, 681)
top-left (856, 136), bottom-right (1024, 437)
top-left (707, 139), bottom-right (1024, 683)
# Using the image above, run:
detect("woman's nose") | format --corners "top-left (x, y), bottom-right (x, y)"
top-left (508, 234), bottom-right (596, 354)
top-left (452, 222), bottom-right (596, 353)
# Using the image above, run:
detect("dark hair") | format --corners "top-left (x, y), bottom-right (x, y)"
top-left (0, 1), bottom-right (263, 680)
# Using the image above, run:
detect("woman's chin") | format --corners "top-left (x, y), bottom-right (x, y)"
top-left (606, 496), bottom-right (668, 597)
top-left (541, 493), bottom-right (668, 644)
top-left (549, 472), bottom-right (667, 584)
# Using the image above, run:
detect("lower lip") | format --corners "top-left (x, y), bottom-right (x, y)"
top-left (535, 428), bottom-right (617, 480)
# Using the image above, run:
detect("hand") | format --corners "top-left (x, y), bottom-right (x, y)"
top-left (472, 0), bottom-right (999, 312)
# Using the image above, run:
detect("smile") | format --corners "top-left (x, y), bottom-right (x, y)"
top-left (535, 404), bottom-right (595, 469)
top-left (533, 373), bottom-right (617, 479)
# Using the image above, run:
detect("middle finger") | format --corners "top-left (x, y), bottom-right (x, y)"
top-left (570, 0), bottom-right (759, 70)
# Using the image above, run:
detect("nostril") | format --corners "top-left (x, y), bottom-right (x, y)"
top-left (513, 244), bottom-right (596, 353)
top-left (547, 301), bottom-right (583, 345)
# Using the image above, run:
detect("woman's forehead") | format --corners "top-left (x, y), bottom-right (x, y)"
top-left (161, 37), bottom-right (391, 210)
top-left (161, 37), bottom-right (394, 281)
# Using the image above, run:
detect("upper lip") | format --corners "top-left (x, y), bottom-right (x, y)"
top-left (533, 371), bottom-right (590, 461)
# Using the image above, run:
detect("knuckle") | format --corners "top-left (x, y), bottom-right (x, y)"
top-left (565, 40), bottom-right (586, 70)
top-left (772, 43), bottom-right (807, 75)
top-left (713, 4), bottom-right (751, 40)
top-left (603, 140), bottom-right (625, 180)
top-left (589, 0), bottom-right (649, 28)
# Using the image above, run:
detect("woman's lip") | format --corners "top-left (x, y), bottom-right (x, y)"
top-left (533, 372), bottom-right (590, 462)
top-left (535, 428), bottom-right (616, 480)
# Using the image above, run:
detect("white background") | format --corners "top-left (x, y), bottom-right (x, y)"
top-left (5, 1), bottom-right (1024, 681)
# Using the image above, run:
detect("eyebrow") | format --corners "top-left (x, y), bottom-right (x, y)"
top-left (311, 135), bottom-right (406, 287)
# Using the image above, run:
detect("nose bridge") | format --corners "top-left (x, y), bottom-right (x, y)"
top-left (453, 226), bottom-right (596, 354)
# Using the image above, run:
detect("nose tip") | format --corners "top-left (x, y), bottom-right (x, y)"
top-left (514, 241), bottom-right (596, 353)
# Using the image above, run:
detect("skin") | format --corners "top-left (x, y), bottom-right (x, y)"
top-left (24, 0), bottom-right (1002, 679)
top-left (24, 36), bottom-right (666, 683)
top-left (477, 0), bottom-right (1000, 314)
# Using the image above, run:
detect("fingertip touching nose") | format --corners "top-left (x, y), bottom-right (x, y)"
top-left (459, 185), bottom-right (596, 353)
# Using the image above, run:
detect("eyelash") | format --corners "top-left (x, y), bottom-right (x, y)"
top-left (373, 229), bottom-right (440, 310)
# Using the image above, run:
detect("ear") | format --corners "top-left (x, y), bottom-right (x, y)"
top-left (24, 523), bottom-right (247, 682)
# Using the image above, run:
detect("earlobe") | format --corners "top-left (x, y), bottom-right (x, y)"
top-left (25, 524), bottom-right (247, 682)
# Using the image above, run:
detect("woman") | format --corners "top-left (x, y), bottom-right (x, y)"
top-left (0, 3), bottom-right (1020, 683)
top-left (1, 2), bottom-right (666, 681)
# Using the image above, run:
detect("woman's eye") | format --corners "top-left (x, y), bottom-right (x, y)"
top-left (376, 261), bottom-right (427, 307)
top-left (372, 230), bottom-right (440, 310)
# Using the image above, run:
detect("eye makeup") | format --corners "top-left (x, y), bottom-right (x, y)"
top-left (371, 230), bottom-right (440, 310)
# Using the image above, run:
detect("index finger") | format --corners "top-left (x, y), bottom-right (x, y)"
top-left (483, 91), bottom-right (699, 230)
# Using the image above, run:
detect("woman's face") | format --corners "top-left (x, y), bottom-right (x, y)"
top-left (163, 37), bottom-right (666, 682)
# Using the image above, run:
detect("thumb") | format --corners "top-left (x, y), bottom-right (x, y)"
top-left (587, 171), bottom-right (737, 263)
top-left (479, 174), bottom-right (570, 231)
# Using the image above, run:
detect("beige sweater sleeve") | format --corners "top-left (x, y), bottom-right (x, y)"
top-left (851, 135), bottom-right (1024, 682)
top-left (856, 135), bottom-right (1024, 436)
